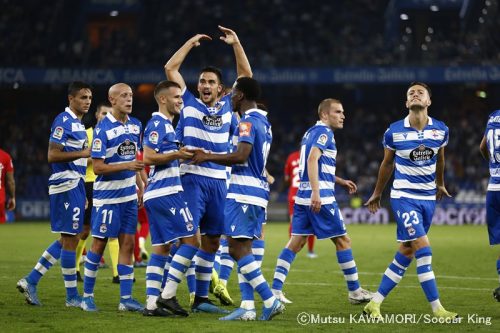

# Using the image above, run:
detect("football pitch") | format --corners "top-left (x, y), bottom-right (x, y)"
top-left (1, 222), bottom-right (499, 332)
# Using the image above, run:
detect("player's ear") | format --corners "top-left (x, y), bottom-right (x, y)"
top-left (217, 84), bottom-right (223, 94)
top-left (405, 100), bottom-right (410, 109)
top-left (427, 98), bottom-right (431, 107)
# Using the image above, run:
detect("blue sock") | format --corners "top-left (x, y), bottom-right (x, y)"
top-left (336, 248), bottom-right (360, 292)
top-left (238, 254), bottom-right (274, 306)
top-left (27, 240), bottom-right (62, 285)
top-left (83, 251), bottom-right (102, 297)
top-left (416, 247), bottom-right (439, 302)
top-left (118, 264), bottom-right (134, 300)
top-left (272, 247), bottom-right (296, 290)
top-left (195, 249), bottom-right (215, 298)
top-left (375, 251), bottom-right (412, 301)
top-left (252, 239), bottom-right (265, 266)
top-left (186, 260), bottom-right (196, 294)
top-left (146, 253), bottom-right (168, 302)
top-left (238, 266), bottom-right (254, 304)
top-left (219, 238), bottom-right (234, 284)
top-left (162, 244), bottom-right (198, 299)
top-left (161, 243), bottom-right (178, 290)
top-left (60, 249), bottom-right (77, 298)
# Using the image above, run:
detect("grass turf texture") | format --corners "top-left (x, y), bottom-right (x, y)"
top-left (1, 222), bottom-right (499, 332)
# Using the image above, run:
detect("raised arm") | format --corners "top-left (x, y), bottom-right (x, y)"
top-left (364, 148), bottom-right (395, 213)
top-left (164, 34), bottom-right (212, 91)
top-left (48, 141), bottom-right (90, 163)
top-left (218, 25), bottom-right (252, 78)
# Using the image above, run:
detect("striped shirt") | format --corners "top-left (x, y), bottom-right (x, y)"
top-left (143, 112), bottom-right (183, 201)
top-left (485, 110), bottom-right (500, 191)
top-left (383, 115), bottom-right (449, 200)
top-left (176, 89), bottom-right (238, 179)
top-left (227, 109), bottom-right (272, 208)
top-left (295, 121), bottom-right (337, 205)
top-left (48, 107), bottom-right (88, 195)
top-left (91, 112), bottom-right (142, 206)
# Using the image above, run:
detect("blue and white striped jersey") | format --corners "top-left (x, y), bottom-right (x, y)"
top-left (227, 109), bottom-right (272, 208)
top-left (485, 110), bottom-right (500, 191)
top-left (143, 112), bottom-right (183, 201)
top-left (383, 115), bottom-right (449, 200)
top-left (295, 121), bottom-right (337, 205)
top-left (91, 112), bottom-right (142, 205)
top-left (48, 107), bottom-right (88, 195)
top-left (176, 89), bottom-right (238, 179)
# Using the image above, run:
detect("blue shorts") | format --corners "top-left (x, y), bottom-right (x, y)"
top-left (91, 200), bottom-right (138, 238)
top-left (391, 197), bottom-right (436, 242)
top-left (181, 174), bottom-right (227, 235)
top-left (145, 193), bottom-right (197, 246)
top-left (486, 191), bottom-right (500, 245)
top-left (224, 199), bottom-right (265, 239)
top-left (49, 180), bottom-right (86, 235)
top-left (291, 202), bottom-right (347, 240)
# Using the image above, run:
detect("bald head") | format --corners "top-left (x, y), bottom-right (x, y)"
top-left (108, 83), bottom-right (133, 115)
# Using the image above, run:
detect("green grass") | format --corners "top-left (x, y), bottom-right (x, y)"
top-left (1, 222), bottom-right (499, 332)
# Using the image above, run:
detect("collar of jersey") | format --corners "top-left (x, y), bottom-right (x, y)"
top-left (245, 108), bottom-right (267, 117)
top-left (64, 107), bottom-right (78, 119)
top-left (106, 111), bottom-right (130, 124)
top-left (404, 115), bottom-right (433, 128)
top-left (152, 111), bottom-right (171, 122)
top-left (195, 99), bottom-right (226, 115)
top-left (315, 120), bottom-right (328, 127)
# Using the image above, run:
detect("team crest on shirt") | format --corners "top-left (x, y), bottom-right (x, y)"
top-left (185, 222), bottom-right (194, 232)
top-left (407, 227), bottom-right (416, 236)
top-left (239, 122), bottom-right (252, 137)
top-left (202, 115), bottom-right (223, 130)
top-left (92, 138), bottom-right (102, 152)
top-left (409, 144), bottom-right (434, 164)
top-left (100, 224), bottom-right (107, 233)
top-left (117, 139), bottom-right (136, 158)
top-left (73, 222), bottom-right (79, 230)
top-left (317, 134), bottom-right (328, 145)
top-left (53, 126), bottom-right (64, 140)
top-left (149, 131), bottom-right (159, 145)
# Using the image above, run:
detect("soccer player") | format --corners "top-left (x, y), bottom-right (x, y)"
top-left (17, 81), bottom-right (92, 307)
top-left (190, 77), bottom-right (284, 321)
top-left (165, 25), bottom-right (251, 313)
top-left (284, 149), bottom-right (317, 258)
top-left (271, 99), bottom-right (372, 306)
top-left (81, 83), bottom-right (144, 312)
top-left (363, 82), bottom-right (456, 319)
top-left (141, 80), bottom-right (200, 317)
top-left (479, 109), bottom-right (500, 301)
top-left (0, 148), bottom-right (15, 223)
top-left (75, 102), bottom-right (119, 283)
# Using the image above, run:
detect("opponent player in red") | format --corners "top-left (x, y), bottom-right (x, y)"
top-left (0, 148), bottom-right (15, 223)
top-left (284, 150), bottom-right (317, 258)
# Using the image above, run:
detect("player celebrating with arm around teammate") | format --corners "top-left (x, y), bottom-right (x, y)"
top-left (363, 82), bottom-right (457, 320)
top-left (164, 25), bottom-right (251, 313)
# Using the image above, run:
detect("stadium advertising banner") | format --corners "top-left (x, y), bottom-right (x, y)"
top-left (1, 66), bottom-right (500, 85)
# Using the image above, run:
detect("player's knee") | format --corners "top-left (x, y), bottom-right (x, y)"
top-left (333, 235), bottom-right (351, 250)
top-left (287, 236), bottom-right (306, 253)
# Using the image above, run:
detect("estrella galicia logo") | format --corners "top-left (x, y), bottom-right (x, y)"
top-left (117, 139), bottom-right (136, 158)
top-left (202, 115), bottom-right (223, 130)
top-left (409, 144), bottom-right (434, 164)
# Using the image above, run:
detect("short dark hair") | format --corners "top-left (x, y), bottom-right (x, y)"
top-left (318, 98), bottom-right (342, 117)
top-left (68, 81), bottom-right (92, 96)
top-left (200, 66), bottom-right (223, 84)
top-left (154, 80), bottom-right (181, 99)
top-left (234, 77), bottom-right (261, 101)
top-left (408, 81), bottom-right (432, 97)
top-left (96, 101), bottom-right (112, 113)
top-left (256, 103), bottom-right (268, 111)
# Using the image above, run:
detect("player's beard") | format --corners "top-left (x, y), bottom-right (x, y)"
top-left (409, 103), bottom-right (425, 112)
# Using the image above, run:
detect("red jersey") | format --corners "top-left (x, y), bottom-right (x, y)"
top-left (284, 150), bottom-right (300, 202)
top-left (0, 149), bottom-right (14, 202)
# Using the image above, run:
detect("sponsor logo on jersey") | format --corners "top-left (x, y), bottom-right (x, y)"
top-left (63, 116), bottom-right (68, 122)
top-left (242, 204), bottom-right (248, 213)
top-left (202, 115), bottom-right (223, 130)
top-left (409, 144), bottom-right (434, 164)
top-left (169, 207), bottom-right (176, 215)
top-left (92, 138), bottom-right (102, 152)
top-left (64, 202), bottom-right (69, 210)
top-left (149, 131), bottom-right (159, 145)
top-left (117, 139), bottom-right (136, 158)
top-left (53, 126), bottom-right (64, 140)
top-left (96, 128), bottom-right (101, 135)
top-left (317, 134), bottom-right (328, 145)
top-left (239, 122), bottom-right (252, 137)
top-left (154, 120), bottom-right (160, 127)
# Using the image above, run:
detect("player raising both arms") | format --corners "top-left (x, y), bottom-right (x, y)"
top-left (164, 25), bottom-right (251, 313)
